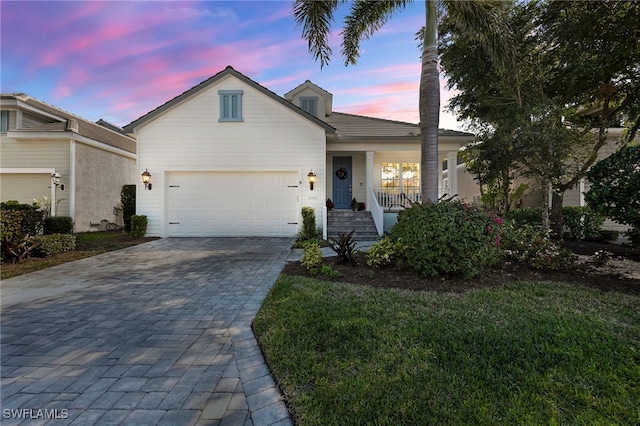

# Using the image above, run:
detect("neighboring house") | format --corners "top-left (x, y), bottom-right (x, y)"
top-left (451, 127), bottom-right (634, 233)
top-left (123, 66), bottom-right (474, 238)
top-left (0, 94), bottom-right (137, 232)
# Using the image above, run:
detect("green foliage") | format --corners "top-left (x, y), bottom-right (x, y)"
top-left (585, 145), bottom-right (640, 245)
top-left (327, 230), bottom-right (359, 265)
top-left (1, 203), bottom-right (45, 262)
top-left (390, 201), bottom-right (503, 278)
top-left (366, 237), bottom-right (406, 268)
top-left (130, 215), bottom-right (148, 239)
top-left (501, 224), bottom-right (574, 270)
top-left (255, 277), bottom-right (640, 425)
top-left (44, 216), bottom-right (74, 235)
top-left (121, 184), bottom-right (136, 234)
top-left (597, 230), bottom-right (620, 243)
top-left (301, 242), bottom-right (323, 275)
top-left (30, 234), bottom-right (77, 257)
top-left (320, 264), bottom-right (341, 279)
top-left (503, 207), bottom-right (543, 229)
top-left (561, 206), bottom-right (604, 240)
top-left (298, 206), bottom-right (320, 242)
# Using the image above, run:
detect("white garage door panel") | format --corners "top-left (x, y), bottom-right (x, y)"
top-left (168, 172), bottom-right (299, 237)
top-left (1, 174), bottom-right (50, 204)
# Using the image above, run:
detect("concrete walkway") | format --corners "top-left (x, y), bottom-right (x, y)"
top-left (1, 238), bottom-right (294, 426)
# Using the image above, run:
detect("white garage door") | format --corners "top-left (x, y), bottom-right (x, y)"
top-left (167, 171), bottom-right (299, 237)
top-left (1, 173), bottom-right (50, 204)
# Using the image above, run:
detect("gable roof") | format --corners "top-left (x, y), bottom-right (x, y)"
top-left (123, 66), bottom-right (335, 134)
top-left (1, 94), bottom-right (136, 153)
top-left (325, 112), bottom-right (473, 140)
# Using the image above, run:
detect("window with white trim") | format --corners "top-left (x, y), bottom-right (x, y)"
top-left (218, 90), bottom-right (243, 121)
top-left (381, 162), bottom-right (420, 191)
top-left (300, 97), bottom-right (318, 116)
top-left (0, 110), bottom-right (8, 132)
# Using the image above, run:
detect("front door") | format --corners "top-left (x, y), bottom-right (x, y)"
top-left (332, 156), bottom-right (352, 209)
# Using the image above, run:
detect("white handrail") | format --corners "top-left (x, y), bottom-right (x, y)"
top-left (368, 186), bottom-right (383, 236)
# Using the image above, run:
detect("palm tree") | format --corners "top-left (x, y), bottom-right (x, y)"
top-left (293, 0), bottom-right (507, 202)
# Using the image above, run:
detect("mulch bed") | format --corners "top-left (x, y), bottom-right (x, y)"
top-left (281, 240), bottom-right (640, 296)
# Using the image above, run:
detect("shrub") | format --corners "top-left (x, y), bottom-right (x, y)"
top-left (501, 223), bottom-right (574, 270)
top-left (562, 206), bottom-right (604, 240)
top-left (390, 201), bottom-right (503, 278)
top-left (30, 234), bottom-right (76, 257)
top-left (596, 229), bottom-right (620, 242)
top-left (121, 184), bottom-right (136, 233)
top-left (366, 237), bottom-right (406, 268)
top-left (301, 242), bottom-right (323, 275)
top-left (328, 230), bottom-right (359, 265)
top-left (130, 215), bottom-right (148, 239)
top-left (503, 207), bottom-right (543, 229)
top-left (1, 202), bottom-right (45, 262)
top-left (298, 207), bottom-right (320, 242)
top-left (44, 216), bottom-right (74, 235)
top-left (320, 264), bottom-right (342, 279)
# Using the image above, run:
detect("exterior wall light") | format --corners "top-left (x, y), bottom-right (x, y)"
top-left (307, 170), bottom-right (317, 190)
top-left (142, 169), bottom-right (152, 190)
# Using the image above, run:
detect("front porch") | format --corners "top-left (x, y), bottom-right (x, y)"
top-left (323, 148), bottom-right (466, 239)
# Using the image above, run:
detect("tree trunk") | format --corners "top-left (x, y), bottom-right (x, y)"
top-left (550, 190), bottom-right (564, 240)
top-left (540, 178), bottom-right (550, 232)
top-left (419, 0), bottom-right (440, 203)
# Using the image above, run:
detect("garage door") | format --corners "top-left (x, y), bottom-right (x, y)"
top-left (0, 173), bottom-right (50, 204)
top-left (167, 171), bottom-right (299, 237)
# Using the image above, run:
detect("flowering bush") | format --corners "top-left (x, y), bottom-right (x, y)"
top-left (390, 201), bottom-right (503, 278)
top-left (501, 223), bottom-right (574, 270)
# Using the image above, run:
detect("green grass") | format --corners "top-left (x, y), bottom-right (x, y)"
top-left (253, 276), bottom-right (640, 425)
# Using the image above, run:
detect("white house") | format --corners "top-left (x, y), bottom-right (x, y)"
top-left (123, 66), bottom-right (474, 238)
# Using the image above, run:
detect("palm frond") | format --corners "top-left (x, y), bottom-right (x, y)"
top-left (293, 0), bottom-right (345, 68)
top-left (443, 0), bottom-right (516, 66)
top-left (341, 0), bottom-right (412, 66)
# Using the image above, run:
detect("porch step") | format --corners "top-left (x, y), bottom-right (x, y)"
top-left (327, 210), bottom-right (380, 241)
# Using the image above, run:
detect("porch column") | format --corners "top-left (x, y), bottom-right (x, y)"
top-left (366, 151), bottom-right (374, 210)
top-left (438, 154), bottom-right (445, 199)
top-left (448, 151), bottom-right (458, 200)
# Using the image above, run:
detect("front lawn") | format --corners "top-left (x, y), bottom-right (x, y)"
top-left (253, 276), bottom-right (640, 425)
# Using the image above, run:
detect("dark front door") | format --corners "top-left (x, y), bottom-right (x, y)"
top-left (332, 156), bottom-right (352, 209)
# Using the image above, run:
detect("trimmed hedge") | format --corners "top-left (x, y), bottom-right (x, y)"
top-left (30, 234), bottom-right (77, 257)
top-left (44, 216), bottom-right (74, 235)
top-left (130, 215), bottom-right (148, 239)
top-left (121, 184), bottom-right (136, 234)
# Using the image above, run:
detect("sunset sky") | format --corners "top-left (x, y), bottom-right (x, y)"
top-left (1, 0), bottom-right (462, 130)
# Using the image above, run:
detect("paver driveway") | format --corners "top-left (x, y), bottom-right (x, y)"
top-left (1, 238), bottom-right (294, 426)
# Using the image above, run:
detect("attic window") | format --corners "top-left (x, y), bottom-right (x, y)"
top-left (0, 110), bottom-right (8, 132)
top-left (219, 90), bottom-right (243, 122)
top-left (300, 97), bottom-right (318, 116)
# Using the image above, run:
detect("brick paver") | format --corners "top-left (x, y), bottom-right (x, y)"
top-left (1, 238), bottom-right (294, 425)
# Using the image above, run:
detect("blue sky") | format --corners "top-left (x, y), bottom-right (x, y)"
top-left (1, 0), bottom-right (461, 129)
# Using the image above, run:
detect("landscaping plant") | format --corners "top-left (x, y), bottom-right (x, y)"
top-left (562, 206), bottom-right (604, 240)
top-left (130, 215), bottom-right (148, 239)
top-left (327, 230), bottom-right (359, 265)
top-left (390, 201), bottom-right (503, 278)
top-left (121, 184), bottom-right (136, 234)
top-left (301, 242), bottom-right (322, 275)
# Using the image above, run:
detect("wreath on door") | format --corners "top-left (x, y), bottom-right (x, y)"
top-left (336, 167), bottom-right (348, 180)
